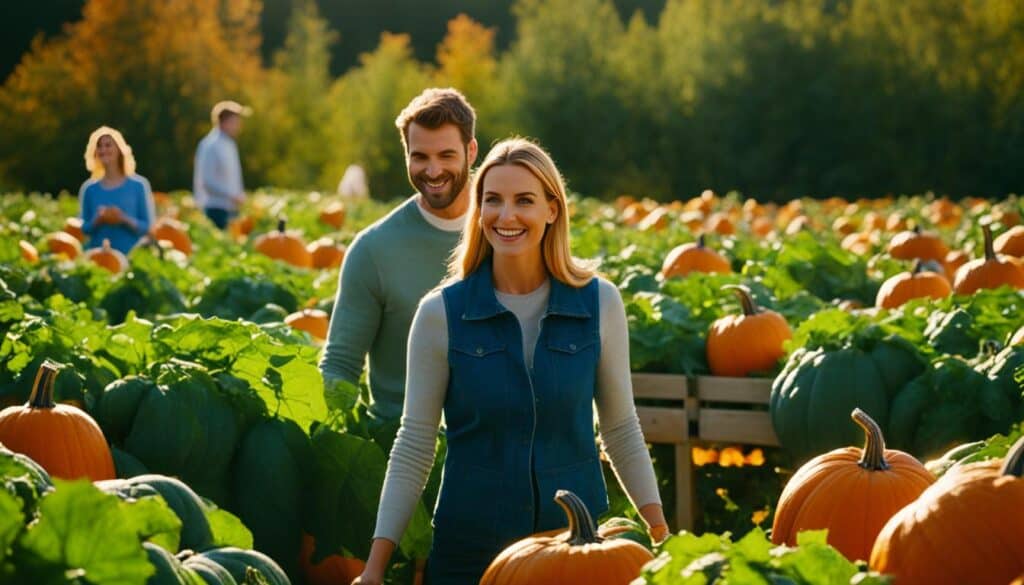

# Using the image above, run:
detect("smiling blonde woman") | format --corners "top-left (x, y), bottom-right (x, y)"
top-left (78, 126), bottom-right (155, 254)
top-left (354, 138), bottom-right (668, 585)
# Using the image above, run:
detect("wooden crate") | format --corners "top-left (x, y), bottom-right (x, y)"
top-left (629, 373), bottom-right (778, 533)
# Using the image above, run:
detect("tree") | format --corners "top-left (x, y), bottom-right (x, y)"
top-left (320, 33), bottom-right (432, 198)
top-left (0, 0), bottom-right (263, 193)
top-left (243, 0), bottom-right (337, 189)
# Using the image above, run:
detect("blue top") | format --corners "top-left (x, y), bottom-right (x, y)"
top-left (78, 175), bottom-right (155, 254)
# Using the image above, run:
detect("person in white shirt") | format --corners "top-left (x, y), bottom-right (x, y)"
top-left (193, 100), bottom-right (251, 229)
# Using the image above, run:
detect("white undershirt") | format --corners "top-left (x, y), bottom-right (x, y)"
top-left (373, 276), bottom-right (662, 543)
top-left (415, 196), bottom-right (466, 232)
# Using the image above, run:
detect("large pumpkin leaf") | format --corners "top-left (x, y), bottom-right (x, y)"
top-left (0, 490), bottom-right (23, 563)
top-left (116, 494), bottom-right (182, 553)
top-left (19, 479), bottom-right (154, 585)
top-left (307, 428), bottom-right (387, 560)
top-left (205, 504), bottom-right (255, 550)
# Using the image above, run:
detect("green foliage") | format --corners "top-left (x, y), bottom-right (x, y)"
top-left (636, 528), bottom-right (888, 584)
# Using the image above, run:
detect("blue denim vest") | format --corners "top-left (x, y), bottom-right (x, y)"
top-left (426, 259), bottom-right (607, 584)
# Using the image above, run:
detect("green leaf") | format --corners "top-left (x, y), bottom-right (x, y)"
top-left (0, 490), bottom-right (23, 563)
top-left (205, 505), bottom-right (255, 550)
top-left (117, 495), bottom-right (182, 553)
top-left (20, 479), bottom-right (154, 585)
top-left (398, 501), bottom-right (433, 560)
top-left (307, 428), bottom-right (387, 560)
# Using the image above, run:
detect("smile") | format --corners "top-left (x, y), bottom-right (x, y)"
top-left (424, 177), bottom-right (449, 189)
top-left (494, 227), bottom-right (526, 238)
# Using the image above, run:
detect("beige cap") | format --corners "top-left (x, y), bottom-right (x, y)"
top-left (211, 100), bottom-right (253, 124)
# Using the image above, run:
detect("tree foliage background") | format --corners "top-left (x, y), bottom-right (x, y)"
top-left (1, 0), bottom-right (1022, 201)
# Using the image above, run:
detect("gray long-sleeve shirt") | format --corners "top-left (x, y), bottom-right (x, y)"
top-left (193, 127), bottom-right (244, 211)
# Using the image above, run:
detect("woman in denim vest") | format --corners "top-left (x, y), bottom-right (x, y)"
top-left (355, 138), bottom-right (667, 585)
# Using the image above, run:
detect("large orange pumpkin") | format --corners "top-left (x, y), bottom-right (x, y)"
top-left (86, 239), bottom-right (129, 274)
top-left (870, 435), bottom-right (1024, 584)
top-left (875, 261), bottom-right (952, 309)
top-left (953, 225), bottom-right (1024, 294)
top-left (661, 235), bottom-right (731, 278)
top-left (46, 231), bottom-right (82, 260)
top-left (228, 214), bottom-right (255, 239)
top-left (307, 238), bottom-right (346, 270)
top-left (0, 361), bottom-right (115, 481)
top-left (480, 490), bottom-right (652, 585)
top-left (706, 285), bottom-right (791, 377)
top-left (151, 217), bottom-right (193, 256)
top-left (319, 201), bottom-right (346, 229)
top-left (887, 225), bottom-right (949, 262)
top-left (994, 224), bottom-right (1024, 257)
top-left (771, 409), bottom-right (933, 562)
top-left (942, 249), bottom-right (970, 281)
top-left (299, 533), bottom-right (366, 585)
top-left (285, 309), bottom-right (329, 341)
top-left (253, 218), bottom-right (313, 268)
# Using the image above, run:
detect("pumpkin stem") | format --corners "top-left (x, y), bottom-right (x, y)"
top-left (277, 218), bottom-right (287, 233)
top-left (696, 234), bottom-right (707, 248)
top-left (554, 489), bottom-right (601, 546)
top-left (852, 408), bottom-right (889, 471)
top-left (1000, 435), bottom-right (1024, 478)
top-left (102, 238), bottom-right (112, 251)
top-left (982, 224), bottom-right (996, 262)
top-left (723, 284), bottom-right (759, 316)
top-left (912, 260), bottom-right (924, 275)
top-left (912, 224), bottom-right (922, 235)
top-left (27, 360), bottom-right (61, 409)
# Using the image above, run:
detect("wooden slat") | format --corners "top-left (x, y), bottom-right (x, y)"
top-left (673, 443), bottom-right (695, 532)
top-left (696, 376), bottom-right (772, 404)
top-left (698, 409), bottom-right (779, 446)
top-left (636, 406), bottom-right (689, 444)
top-left (631, 373), bottom-right (688, 401)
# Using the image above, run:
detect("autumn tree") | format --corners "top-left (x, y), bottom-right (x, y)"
top-left (320, 33), bottom-right (432, 198)
top-left (0, 0), bottom-right (263, 193)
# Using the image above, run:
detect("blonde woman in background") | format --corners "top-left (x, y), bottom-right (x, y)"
top-left (78, 126), bottom-right (155, 254)
top-left (354, 138), bottom-right (668, 585)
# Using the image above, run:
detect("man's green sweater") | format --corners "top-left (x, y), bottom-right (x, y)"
top-left (320, 196), bottom-right (463, 420)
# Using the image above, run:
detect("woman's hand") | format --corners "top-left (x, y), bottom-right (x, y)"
top-left (638, 502), bottom-right (671, 545)
top-left (351, 538), bottom-right (397, 585)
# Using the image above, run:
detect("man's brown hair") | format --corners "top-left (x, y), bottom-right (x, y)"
top-left (395, 88), bottom-right (476, 153)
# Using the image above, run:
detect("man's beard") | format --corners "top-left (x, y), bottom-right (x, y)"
top-left (412, 159), bottom-right (470, 210)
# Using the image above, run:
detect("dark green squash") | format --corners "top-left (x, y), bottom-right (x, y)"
top-left (178, 550), bottom-right (239, 585)
top-left (197, 548), bottom-right (289, 585)
top-left (143, 542), bottom-right (205, 585)
top-left (111, 445), bottom-right (149, 477)
top-left (95, 375), bottom-right (157, 444)
top-left (97, 474), bottom-right (214, 552)
top-left (770, 337), bottom-right (925, 462)
top-left (229, 418), bottom-right (312, 581)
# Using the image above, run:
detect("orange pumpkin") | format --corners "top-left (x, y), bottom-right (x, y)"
top-left (63, 217), bottom-right (85, 242)
top-left (480, 490), bottom-right (653, 585)
top-left (307, 238), bottom-right (346, 270)
top-left (841, 231), bottom-right (876, 256)
top-left (319, 201), bottom-right (346, 229)
top-left (151, 217), bottom-right (193, 256)
top-left (299, 533), bottom-right (366, 585)
top-left (285, 309), bottom-right (329, 340)
top-left (875, 261), bottom-right (952, 309)
top-left (636, 207), bottom-right (669, 231)
top-left (887, 225), bottom-right (949, 262)
top-left (870, 436), bottom-right (1024, 584)
top-left (832, 216), bottom-right (858, 236)
top-left (46, 231), bottom-right (82, 259)
top-left (253, 218), bottom-right (313, 268)
top-left (953, 225), bottom-right (1024, 294)
top-left (19, 240), bottom-right (39, 263)
top-left (229, 214), bottom-right (255, 239)
top-left (772, 409), bottom-right (933, 562)
top-left (885, 212), bottom-right (909, 232)
top-left (0, 361), bottom-right (115, 481)
top-left (862, 211), bottom-right (886, 232)
top-left (86, 239), bottom-right (129, 274)
top-left (943, 249), bottom-right (970, 281)
top-left (750, 216), bottom-right (774, 237)
top-left (706, 285), bottom-right (792, 377)
top-left (661, 235), bottom-right (731, 278)
top-left (994, 224), bottom-right (1024, 257)
top-left (705, 212), bottom-right (735, 235)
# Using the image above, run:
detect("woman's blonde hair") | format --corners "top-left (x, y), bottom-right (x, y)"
top-left (448, 137), bottom-right (593, 287)
top-left (84, 126), bottom-right (136, 179)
